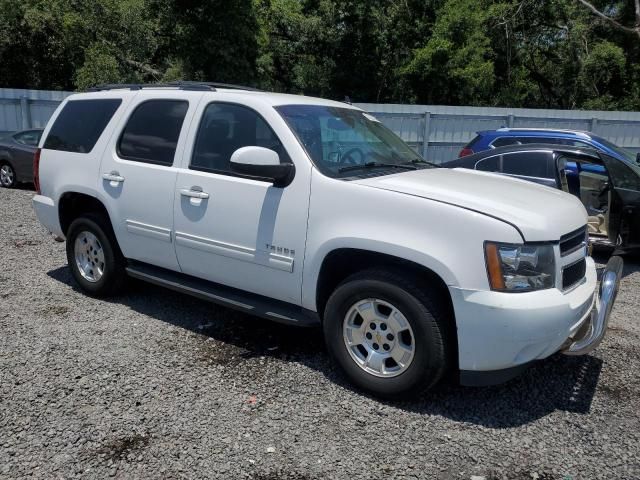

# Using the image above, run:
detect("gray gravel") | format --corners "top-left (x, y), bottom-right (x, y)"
top-left (1, 186), bottom-right (639, 480)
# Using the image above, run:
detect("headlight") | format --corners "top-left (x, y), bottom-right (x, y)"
top-left (484, 242), bottom-right (555, 292)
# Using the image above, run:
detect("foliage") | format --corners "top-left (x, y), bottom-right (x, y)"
top-left (1, 0), bottom-right (640, 110)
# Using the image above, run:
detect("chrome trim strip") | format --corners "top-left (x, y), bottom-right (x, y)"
top-left (559, 226), bottom-right (588, 257)
top-left (125, 220), bottom-right (172, 242)
top-left (175, 231), bottom-right (254, 257)
top-left (175, 232), bottom-right (294, 273)
top-left (266, 312), bottom-right (298, 322)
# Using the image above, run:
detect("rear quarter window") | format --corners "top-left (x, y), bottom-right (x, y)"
top-left (43, 99), bottom-right (122, 153)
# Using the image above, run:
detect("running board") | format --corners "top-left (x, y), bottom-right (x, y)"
top-left (125, 261), bottom-right (320, 327)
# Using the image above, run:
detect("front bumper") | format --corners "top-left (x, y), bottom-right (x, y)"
top-left (451, 256), bottom-right (623, 378)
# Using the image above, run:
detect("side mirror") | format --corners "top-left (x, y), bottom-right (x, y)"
top-left (230, 146), bottom-right (295, 188)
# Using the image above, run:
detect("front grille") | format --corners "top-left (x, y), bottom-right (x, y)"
top-left (560, 226), bottom-right (588, 257)
top-left (562, 258), bottom-right (587, 290)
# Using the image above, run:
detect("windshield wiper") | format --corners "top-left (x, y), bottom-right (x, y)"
top-left (406, 158), bottom-right (440, 168)
top-left (338, 161), bottom-right (417, 173)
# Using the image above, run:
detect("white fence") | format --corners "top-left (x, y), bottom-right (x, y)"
top-left (2, 88), bottom-right (639, 164)
top-left (356, 103), bottom-right (640, 163)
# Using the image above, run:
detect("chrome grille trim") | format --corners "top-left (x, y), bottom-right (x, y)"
top-left (560, 226), bottom-right (588, 257)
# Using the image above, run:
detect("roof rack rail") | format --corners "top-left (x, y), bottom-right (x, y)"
top-left (87, 81), bottom-right (262, 93)
top-left (178, 81), bottom-right (263, 92)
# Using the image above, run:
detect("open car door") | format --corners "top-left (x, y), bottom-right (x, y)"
top-left (601, 154), bottom-right (640, 250)
top-left (556, 153), bottom-right (611, 240)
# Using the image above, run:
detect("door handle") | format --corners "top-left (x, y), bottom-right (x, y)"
top-left (102, 172), bottom-right (125, 183)
top-left (180, 188), bottom-right (209, 200)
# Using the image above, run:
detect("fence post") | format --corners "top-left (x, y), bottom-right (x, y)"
top-left (422, 111), bottom-right (431, 159)
top-left (590, 117), bottom-right (598, 133)
top-left (507, 114), bottom-right (515, 128)
top-left (19, 96), bottom-right (32, 130)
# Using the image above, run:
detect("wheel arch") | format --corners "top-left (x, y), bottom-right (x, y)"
top-left (314, 248), bottom-right (456, 322)
top-left (58, 191), bottom-right (115, 237)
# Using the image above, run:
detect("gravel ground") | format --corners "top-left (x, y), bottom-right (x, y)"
top-left (1, 186), bottom-right (639, 480)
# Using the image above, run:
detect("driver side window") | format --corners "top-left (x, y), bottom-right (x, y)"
top-left (191, 103), bottom-right (290, 174)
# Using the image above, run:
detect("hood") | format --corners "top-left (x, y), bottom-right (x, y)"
top-left (355, 168), bottom-right (587, 242)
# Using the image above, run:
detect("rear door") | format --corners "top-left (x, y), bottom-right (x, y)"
top-left (99, 91), bottom-right (202, 271)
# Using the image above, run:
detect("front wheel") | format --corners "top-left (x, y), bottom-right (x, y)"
top-left (66, 214), bottom-right (126, 296)
top-left (323, 269), bottom-right (452, 398)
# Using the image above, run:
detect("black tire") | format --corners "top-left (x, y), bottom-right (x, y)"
top-left (65, 214), bottom-right (127, 297)
top-left (0, 161), bottom-right (17, 188)
top-left (323, 269), bottom-right (452, 399)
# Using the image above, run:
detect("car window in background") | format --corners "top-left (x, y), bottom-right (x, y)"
top-left (491, 137), bottom-right (520, 148)
top-left (118, 100), bottom-right (188, 165)
top-left (191, 103), bottom-right (290, 174)
top-left (475, 156), bottom-right (500, 172)
top-left (592, 135), bottom-right (638, 164)
top-left (501, 152), bottom-right (554, 178)
top-left (44, 99), bottom-right (122, 153)
top-left (13, 130), bottom-right (41, 147)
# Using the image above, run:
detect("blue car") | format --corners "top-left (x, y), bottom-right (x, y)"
top-left (459, 128), bottom-right (640, 177)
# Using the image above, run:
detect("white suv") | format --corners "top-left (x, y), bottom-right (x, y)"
top-left (32, 82), bottom-right (623, 398)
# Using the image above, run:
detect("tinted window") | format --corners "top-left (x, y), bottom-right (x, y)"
top-left (603, 156), bottom-right (640, 190)
top-left (191, 103), bottom-right (289, 173)
top-left (118, 100), bottom-right (188, 165)
top-left (475, 156), bottom-right (499, 172)
top-left (44, 100), bottom-right (121, 153)
top-left (501, 152), bottom-right (554, 178)
top-left (14, 130), bottom-right (41, 146)
top-left (491, 137), bottom-right (520, 148)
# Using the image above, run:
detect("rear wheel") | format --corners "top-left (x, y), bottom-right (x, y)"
top-left (0, 162), bottom-right (16, 188)
top-left (66, 214), bottom-right (126, 296)
top-left (323, 269), bottom-right (452, 398)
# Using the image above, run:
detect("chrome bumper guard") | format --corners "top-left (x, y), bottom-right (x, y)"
top-left (563, 256), bottom-right (624, 356)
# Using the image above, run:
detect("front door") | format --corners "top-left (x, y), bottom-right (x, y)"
top-left (99, 91), bottom-right (202, 271)
top-left (601, 155), bottom-right (640, 248)
top-left (173, 100), bottom-right (310, 305)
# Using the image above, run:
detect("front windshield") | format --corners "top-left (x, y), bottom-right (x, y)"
top-left (592, 135), bottom-right (638, 164)
top-left (276, 105), bottom-right (436, 178)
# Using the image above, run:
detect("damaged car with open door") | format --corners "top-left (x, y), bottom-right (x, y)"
top-left (443, 144), bottom-right (640, 252)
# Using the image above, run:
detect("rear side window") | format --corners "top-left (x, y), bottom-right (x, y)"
top-left (44, 99), bottom-right (121, 153)
top-left (501, 152), bottom-right (554, 178)
top-left (14, 130), bottom-right (41, 146)
top-left (491, 137), bottom-right (520, 148)
top-left (118, 100), bottom-right (189, 165)
top-left (475, 156), bottom-right (499, 172)
top-left (464, 135), bottom-right (481, 148)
